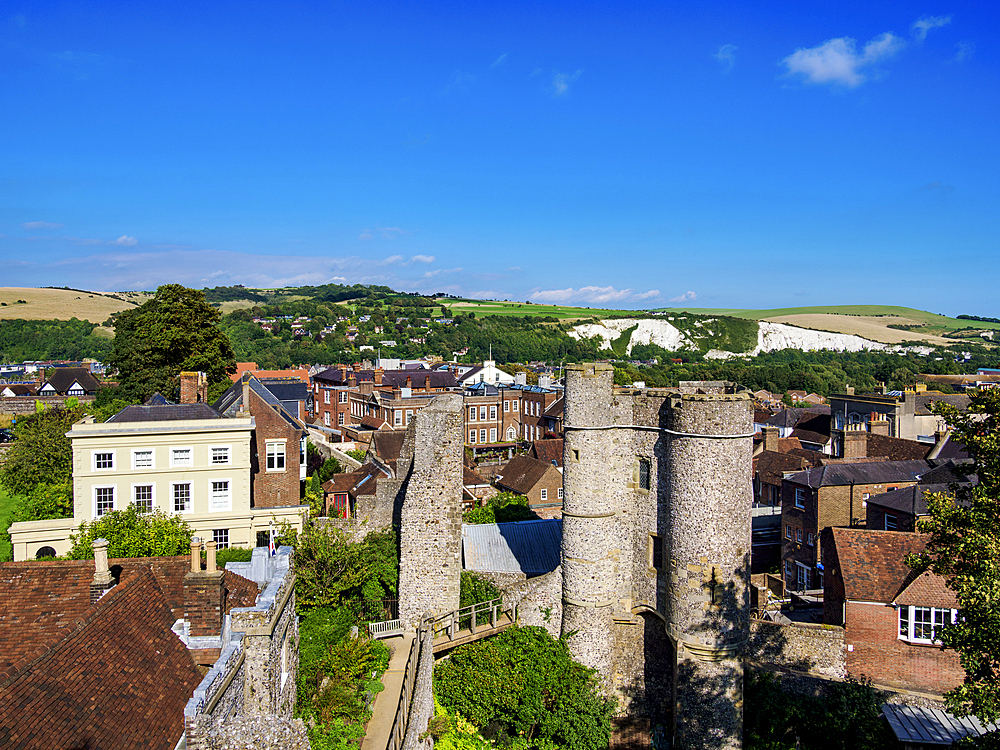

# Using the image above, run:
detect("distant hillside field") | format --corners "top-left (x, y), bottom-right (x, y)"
top-left (0, 287), bottom-right (138, 323)
top-left (441, 298), bottom-right (624, 321)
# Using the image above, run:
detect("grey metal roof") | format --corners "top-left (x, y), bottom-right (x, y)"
top-left (882, 704), bottom-right (998, 745)
top-left (866, 484), bottom-right (955, 516)
top-left (462, 518), bottom-right (562, 575)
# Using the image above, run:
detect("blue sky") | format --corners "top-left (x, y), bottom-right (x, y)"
top-left (1, 2), bottom-right (996, 314)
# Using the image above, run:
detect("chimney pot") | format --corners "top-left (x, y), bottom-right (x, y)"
top-left (206, 540), bottom-right (217, 572)
top-left (90, 537), bottom-right (114, 602)
top-left (190, 537), bottom-right (202, 572)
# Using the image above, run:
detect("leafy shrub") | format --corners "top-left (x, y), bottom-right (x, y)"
top-left (215, 546), bottom-right (253, 566)
top-left (463, 492), bottom-right (537, 524)
top-left (434, 625), bottom-right (615, 750)
top-left (345, 449), bottom-right (367, 463)
top-left (67, 505), bottom-right (193, 559)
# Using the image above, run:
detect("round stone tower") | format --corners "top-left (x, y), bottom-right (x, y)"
top-left (561, 363), bottom-right (618, 679)
top-left (664, 389), bottom-right (752, 749)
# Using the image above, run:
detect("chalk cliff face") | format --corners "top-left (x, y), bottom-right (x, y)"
top-left (569, 317), bottom-right (933, 358)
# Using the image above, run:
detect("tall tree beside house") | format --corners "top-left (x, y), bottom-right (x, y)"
top-left (909, 387), bottom-right (1000, 723)
top-left (0, 406), bottom-right (84, 497)
top-left (108, 284), bottom-right (237, 401)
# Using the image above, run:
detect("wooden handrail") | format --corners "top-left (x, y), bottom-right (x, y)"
top-left (385, 631), bottom-right (421, 750)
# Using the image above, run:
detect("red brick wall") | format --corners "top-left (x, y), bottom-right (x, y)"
top-left (249, 389), bottom-right (303, 508)
top-left (184, 571), bottom-right (224, 638)
top-left (845, 601), bottom-right (964, 694)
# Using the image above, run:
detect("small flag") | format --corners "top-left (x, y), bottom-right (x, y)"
top-left (268, 524), bottom-right (276, 557)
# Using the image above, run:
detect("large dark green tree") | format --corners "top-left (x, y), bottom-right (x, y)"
top-left (109, 284), bottom-right (237, 400)
top-left (910, 388), bottom-right (1000, 722)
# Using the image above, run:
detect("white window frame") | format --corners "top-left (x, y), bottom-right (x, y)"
top-left (794, 487), bottom-right (806, 509)
top-left (898, 605), bottom-right (957, 644)
top-left (490, 405), bottom-right (497, 421)
top-left (131, 483), bottom-right (155, 514)
top-left (885, 513), bottom-right (898, 531)
top-left (795, 562), bottom-right (810, 590)
top-left (266, 441), bottom-right (286, 472)
top-left (506, 426), bottom-right (516, 441)
top-left (213, 528), bottom-right (230, 549)
top-left (210, 445), bottom-right (232, 465)
top-left (338, 412), bottom-right (344, 426)
top-left (557, 487), bottom-right (564, 500)
top-left (406, 409), bottom-right (414, 424)
top-left (785, 524), bottom-right (792, 540)
top-left (480, 429), bottom-right (487, 443)
top-left (504, 400), bottom-right (510, 412)
top-left (210, 479), bottom-right (232, 512)
top-left (170, 446), bottom-right (194, 468)
top-left (131, 449), bottom-right (154, 470)
top-left (324, 390), bottom-right (330, 404)
top-left (469, 406), bottom-right (476, 421)
top-left (324, 412), bottom-right (331, 426)
top-left (490, 428), bottom-right (497, 443)
top-left (339, 391), bottom-right (348, 404)
top-left (394, 410), bottom-right (402, 426)
top-left (807, 532), bottom-right (815, 547)
top-left (92, 450), bottom-right (115, 472)
top-left (512, 401), bottom-right (518, 412)
top-left (796, 528), bottom-right (803, 543)
top-left (540, 488), bottom-right (548, 502)
top-left (469, 430), bottom-right (476, 444)
top-left (171, 481), bottom-right (193, 514)
top-left (480, 405), bottom-right (487, 420)
top-left (93, 485), bottom-right (116, 517)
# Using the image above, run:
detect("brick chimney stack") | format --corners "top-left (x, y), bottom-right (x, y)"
top-left (843, 430), bottom-right (868, 458)
top-left (761, 426), bottom-right (779, 453)
top-left (374, 368), bottom-right (383, 385)
top-left (424, 375), bottom-right (431, 391)
top-left (183, 536), bottom-right (226, 638)
top-left (180, 371), bottom-right (208, 404)
top-left (406, 375), bottom-right (412, 389)
top-left (338, 364), bottom-right (348, 382)
top-left (90, 537), bottom-right (115, 604)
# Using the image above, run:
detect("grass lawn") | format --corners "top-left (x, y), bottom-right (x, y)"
top-left (0, 485), bottom-right (19, 561)
top-left (438, 298), bottom-right (631, 321)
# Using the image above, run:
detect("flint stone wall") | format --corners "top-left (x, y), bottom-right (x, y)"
top-left (402, 628), bottom-right (435, 750)
top-left (747, 619), bottom-right (846, 680)
top-left (398, 394), bottom-right (464, 627)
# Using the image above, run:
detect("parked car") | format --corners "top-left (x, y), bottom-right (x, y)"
top-left (0, 428), bottom-right (15, 443)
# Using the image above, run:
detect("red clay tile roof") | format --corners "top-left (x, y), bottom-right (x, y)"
top-left (865, 434), bottom-right (932, 461)
top-left (372, 430), bottom-right (407, 463)
top-left (895, 569), bottom-right (958, 609)
top-left (495, 455), bottom-right (558, 495)
top-left (463, 465), bottom-right (490, 487)
top-left (753, 451), bottom-right (816, 487)
top-left (0, 567), bottom-right (203, 750)
top-left (224, 569), bottom-right (262, 612)
top-left (830, 528), bottom-right (928, 603)
top-left (530, 439), bottom-right (564, 467)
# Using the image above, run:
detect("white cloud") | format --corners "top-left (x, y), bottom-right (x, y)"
top-left (911, 15), bottom-right (951, 41)
top-left (114, 235), bottom-right (137, 246)
top-left (410, 254), bottom-right (435, 264)
top-left (530, 285), bottom-right (660, 305)
top-left (21, 221), bottom-right (64, 230)
top-left (714, 44), bottom-right (738, 73)
top-left (782, 32), bottom-right (904, 87)
top-left (669, 291), bottom-right (697, 303)
top-left (955, 41), bottom-right (975, 62)
top-left (552, 69), bottom-right (582, 96)
top-left (358, 231), bottom-right (374, 241)
top-left (423, 267), bottom-right (462, 279)
top-left (381, 255), bottom-right (404, 265)
top-left (489, 53), bottom-right (507, 70)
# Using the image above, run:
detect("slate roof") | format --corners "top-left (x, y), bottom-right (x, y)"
top-left (866, 484), bottom-right (956, 518)
top-left (213, 375), bottom-right (305, 433)
top-left (41, 367), bottom-right (101, 394)
top-left (829, 527), bottom-right (927, 603)
top-left (108, 403), bottom-right (222, 422)
top-left (787, 460), bottom-right (930, 489)
top-left (914, 393), bottom-right (971, 416)
top-left (530, 439), bottom-right (564, 467)
top-left (495, 455), bottom-right (558, 495)
top-left (883, 704), bottom-right (998, 746)
top-left (790, 428), bottom-right (830, 446)
top-left (1, 384), bottom-right (36, 396)
top-left (257, 379), bottom-right (308, 403)
top-left (462, 519), bottom-right (563, 575)
top-left (0, 567), bottom-right (204, 750)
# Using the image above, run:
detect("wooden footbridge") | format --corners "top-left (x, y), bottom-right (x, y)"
top-left (368, 598), bottom-right (515, 651)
